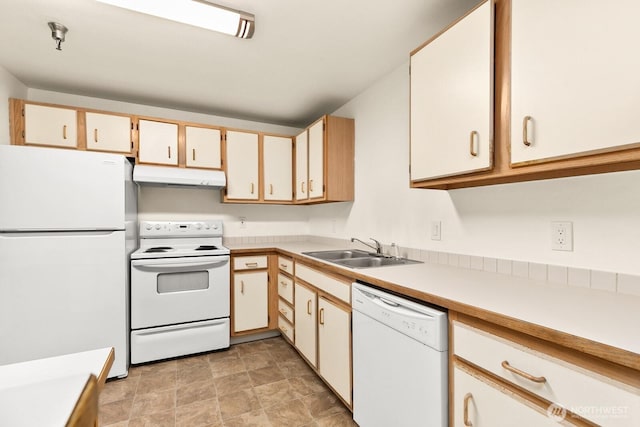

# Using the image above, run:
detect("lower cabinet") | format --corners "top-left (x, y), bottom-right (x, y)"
top-left (453, 362), bottom-right (572, 427)
top-left (233, 271), bottom-right (268, 333)
top-left (293, 264), bottom-right (352, 408)
top-left (294, 282), bottom-right (317, 367)
top-left (318, 296), bottom-right (351, 405)
top-left (232, 255), bottom-right (270, 334)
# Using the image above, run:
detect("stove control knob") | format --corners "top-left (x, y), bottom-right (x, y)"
top-left (195, 223), bottom-right (202, 230)
top-left (204, 224), bottom-right (211, 230)
top-left (155, 224), bottom-right (161, 230)
top-left (145, 223), bottom-right (152, 230)
top-left (212, 224), bottom-right (218, 230)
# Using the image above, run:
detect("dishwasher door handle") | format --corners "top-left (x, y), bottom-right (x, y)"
top-left (370, 295), bottom-right (434, 319)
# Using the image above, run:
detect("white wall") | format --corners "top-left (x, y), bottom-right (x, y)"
top-left (0, 66), bottom-right (27, 144)
top-left (26, 89), bottom-right (310, 237)
top-left (308, 62), bottom-right (640, 275)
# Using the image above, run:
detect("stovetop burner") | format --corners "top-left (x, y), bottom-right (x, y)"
top-left (195, 245), bottom-right (219, 251)
top-left (144, 246), bottom-right (173, 253)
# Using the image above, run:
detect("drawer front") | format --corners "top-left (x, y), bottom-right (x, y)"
top-left (278, 256), bottom-right (294, 274)
top-left (278, 299), bottom-right (294, 324)
top-left (278, 273), bottom-right (294, 304)
top-left (453, 322), bottom-right (640, 426)
top-left (233, 255), bottom-right (268, 271)
top-left (278, 315), bottom-right (294, 342)
top-left (295, 264), bottom-right (350, 304)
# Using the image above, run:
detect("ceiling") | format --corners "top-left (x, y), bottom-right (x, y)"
top-left (0, 0), bottom-right (478, 128)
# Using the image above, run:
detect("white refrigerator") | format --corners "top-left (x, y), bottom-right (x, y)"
top-left (0, 145), bottom-right (136, 378)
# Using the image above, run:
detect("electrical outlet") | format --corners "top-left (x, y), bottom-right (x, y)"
top-left (551, 221), bottom-right (573, 251)
top-left (239, 216), bottom-right (247, 229)
top-left (431, 221), bottom-right (441, 241)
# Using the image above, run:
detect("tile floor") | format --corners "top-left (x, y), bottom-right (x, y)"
top-left (99, 337), bottom-right (357, 426)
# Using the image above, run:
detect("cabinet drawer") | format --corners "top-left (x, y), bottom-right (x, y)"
top-left (278, 256), bottom-right (293, 274)
top-left (278, 315), bottom-right (294, 342)
top-left (453, 321), bottom-right (639, 426)
top-left (295, 264), bottom-right (350, 304)
top-left (278, 273), bottom-right (294, 304)
top-left (233, 255), bottom-right (268, 271)
top-left (278, 299), bottom-right (294, 324)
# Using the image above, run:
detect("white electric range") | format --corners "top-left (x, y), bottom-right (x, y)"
top-left (130, 220), bottom-right (230, 364)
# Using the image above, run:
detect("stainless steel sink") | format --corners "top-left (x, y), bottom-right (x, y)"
top-left (334, 256), bottom-right (421, 268)
top-left (302, 249), bottom-right (371, 260)
top-left (302, 249), bottom-right (422, 269)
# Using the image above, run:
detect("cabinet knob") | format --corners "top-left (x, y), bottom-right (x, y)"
top-left (309, 179), bottom-right (314, 193)
top-left (319, 307), bottom-right (325, 325)
top-left (192, 148), bottom-right (196, 161)
top-left (301, 181), bottom-right (306, 194)
top-left (94, 128), bottom-right (98, 143)
top-left (240, 280), bottom-right (245, 294)
top-left (307, 299), bottom-right (312, 315)
top-left (62, 125), bottom-right (67, 140)
top-left (168, 146), bottom-right (172, 158)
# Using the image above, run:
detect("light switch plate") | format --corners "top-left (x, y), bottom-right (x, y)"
top-left (431, 221), bottom-right (441, 241)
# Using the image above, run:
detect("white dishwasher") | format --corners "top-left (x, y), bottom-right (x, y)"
top-left (352, 282), bottom-right (448, 427)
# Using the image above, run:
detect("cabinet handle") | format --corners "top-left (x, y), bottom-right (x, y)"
top-left (463, 393), bottom-right (473, 427)
top-left (501, 360), bottom-right (546, 383)
top-left (280, 280), bottom-right (288, 287)
top-left (63, 125), bottom-right (67, 140)
top-left (251, 182), bottom-right (255, 194)
top-left (279, 263), bottom-right (287, 269)
top-left (469, 130), bottom-right (478, 157)
top-left (301, 181), bottom-right (306, 194)
top-left (319, 308), bottom-right (325, 325)
top-left (240, 280), bottom-right (245, 294)
top-left (94, 129), bottom-right (98, 143)
top-left (279, 308), bottom-right (287, 315)
top-left (192, 148), bottom-right (196, 161)
top-left (245, 262), bottom-right (258, 268)
top-left (309, 179), bottom-right (314, 193)
top-left (281, 325), bottom-right (288, 333)
top-left (269, 184), bottom-right (273, 195)
top-left (522, 115), bottom-right (533, 147)
top-left (168, 146), bottom-right (172, 158)
top-left (307, 299), bottom-right (312, 315)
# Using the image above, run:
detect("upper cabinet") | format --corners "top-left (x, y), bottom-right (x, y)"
top-left (137, 119), bottom-right (179, 166)
top-left (411, 0), bottom-right (640, 190)
top-left (24, 103), bottom-right (78, 149)
top-left (185, 125), bottom-right (222, 169)
top-left (296, 115), bottom-right (355, 204)
top-left (263, 135), bottom-right (293, 202)
top-left (410, 0), bottom-right (494, 181)
top-left (509, 0), bottom-right (640, 165)
top-left (85, 112), bottom-right (132, 153)
top-left (224, 130), bottom-right (260, 201)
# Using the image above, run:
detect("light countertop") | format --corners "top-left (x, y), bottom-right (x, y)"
top-left (228, 241), bottom-right (640, 364)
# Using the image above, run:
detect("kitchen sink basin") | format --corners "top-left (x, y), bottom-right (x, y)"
top-left (303, 249), bottom-right (422, 269)
top-left (302, 249), bottom-right (371, 260)
top-left (334, 256), bottom-right (421, 268)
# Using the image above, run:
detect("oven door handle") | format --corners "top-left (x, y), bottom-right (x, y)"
top-left (132, 257), bottom-right (229, 271)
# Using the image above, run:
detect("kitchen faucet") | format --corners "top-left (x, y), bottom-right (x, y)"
top-left (351, 237), bottom-right (383, 254)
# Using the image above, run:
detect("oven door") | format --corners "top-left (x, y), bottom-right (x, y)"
top-left (131, 255), bottom-right (230, 329)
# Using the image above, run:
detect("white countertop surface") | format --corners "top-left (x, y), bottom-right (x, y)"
top-left (228, 242), bottom-right (640, 358)
top-left (0, 348), bottom-right (112, 426)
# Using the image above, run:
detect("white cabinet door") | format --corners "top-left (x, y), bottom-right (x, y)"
top-left (85, 112), bottom-right (132, 153)
top-left (138, 120), bottom-right (178, 165)
top-left (453, 365), bottom-right (577, 427)
top-left (510, 0), bottom-right (640, 165)
top-left (263, 135), bottom-right (292, 201)
top-left (233, 271), bottom-right (268, 332)
top-left (307, 119), bottom-right (324, 199)
top-left (294, 129), bottom-right (308, 202)
top-left (410, 1), bottom-right (493, 180)
top-left (185, 126), bottom-right (221, 169)
top-left (24, 104), bottom-right (77, 148)
top-left (294, 282), bottom-right (317, 367)
top-left (318, 297), bottom-right (351, 405)
top-left (225, 130), bottom-right (259, 200)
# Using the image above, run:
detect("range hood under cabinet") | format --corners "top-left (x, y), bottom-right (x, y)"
top-left (133, 165), bottom-right (226, 189)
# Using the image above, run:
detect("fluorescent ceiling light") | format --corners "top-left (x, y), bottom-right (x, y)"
top-left (96, 0), bottom-right (255, 39)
